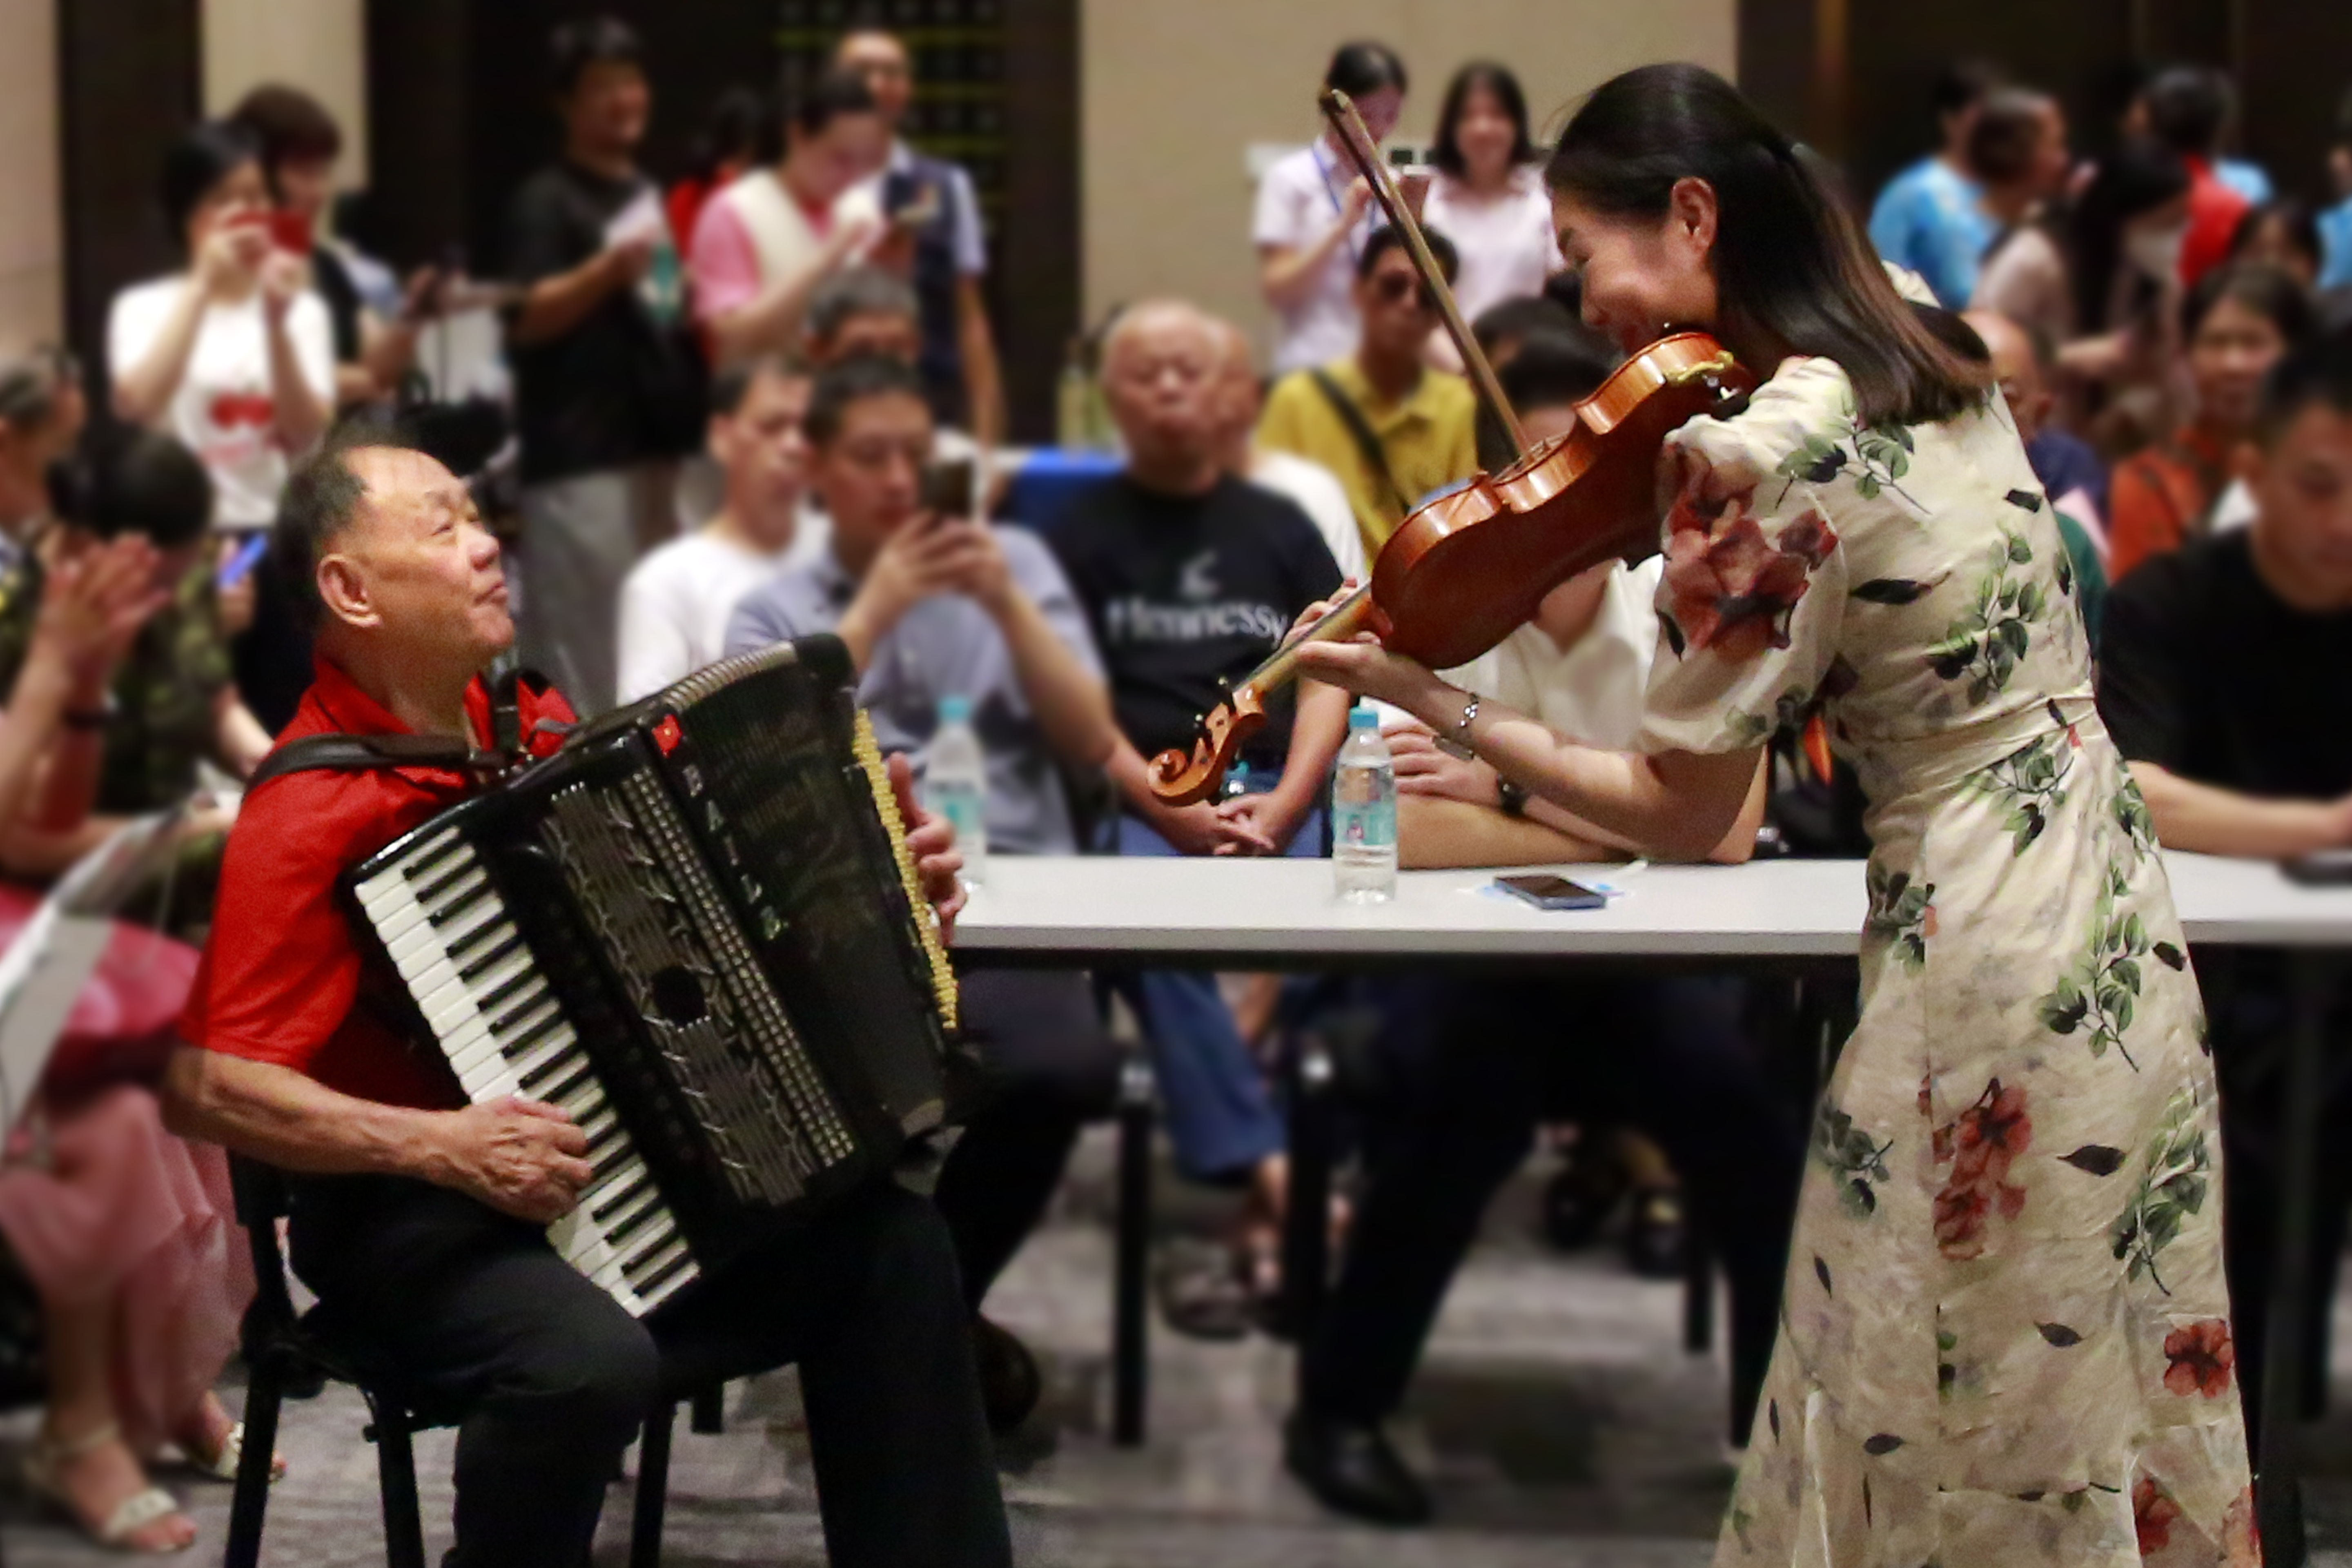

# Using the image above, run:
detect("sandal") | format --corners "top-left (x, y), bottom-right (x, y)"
top-left (23, 1420), bottom-right (193, 1554)
top-left (180, 1420), bottom-right (286, 1484)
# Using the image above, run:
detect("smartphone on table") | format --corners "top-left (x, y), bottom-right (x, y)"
top-left (1492, 873), bottom-right (1608, 911)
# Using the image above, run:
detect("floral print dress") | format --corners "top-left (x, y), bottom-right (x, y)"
top-left (1640, 356), bottom-right (2256, 1567)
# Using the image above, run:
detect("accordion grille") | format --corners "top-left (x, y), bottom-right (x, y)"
top-left (539, 775), bottom-right (854, 1204)
top-left (850, 711), bottom-right (960, 1032)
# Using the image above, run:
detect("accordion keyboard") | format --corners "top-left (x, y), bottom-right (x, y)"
top-left (353, 825), bottom-right (700, 1317)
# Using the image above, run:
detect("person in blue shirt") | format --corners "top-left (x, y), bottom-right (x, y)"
top-left (2321, 85), bottom-right (2352, 292)
top-left (1866, 60), bottom-right (2005, 308)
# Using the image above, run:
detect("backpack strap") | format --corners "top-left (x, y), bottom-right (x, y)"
top-left (1307, 368), bottom-right (1414, 525)
top-left (246, 732), bottom-right (506, 791)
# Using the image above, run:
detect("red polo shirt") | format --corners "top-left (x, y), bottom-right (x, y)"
top-left (180, 656), bottom-right (575, 1111)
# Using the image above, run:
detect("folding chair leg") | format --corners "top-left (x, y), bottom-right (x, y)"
top-left (689, 1381), bottom-right (725, 1434)
top-left (223, 1372), bottom-right (283, 1568)
top-left (632, 1401), bottom-right (679, 1568)
top-left (367, 1399), bottom-right (427, 1568)
top-left (1111, 1055), bottom-right (1154, 1448)
top-left (1683, 1231), bottom-right (1715, 1354)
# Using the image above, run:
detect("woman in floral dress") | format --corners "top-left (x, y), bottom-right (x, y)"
top-left (1295, 63), bottom-right (2254, 1568)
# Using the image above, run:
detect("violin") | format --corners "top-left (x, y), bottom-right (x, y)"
top-left (1146, 92), bottom-right (1755, 807)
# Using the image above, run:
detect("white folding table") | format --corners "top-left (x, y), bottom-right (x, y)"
top-left (953, 851), bottom-right (2352, 1561)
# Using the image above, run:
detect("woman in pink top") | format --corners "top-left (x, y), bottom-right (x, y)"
top-left (690, 68), bottom-right (887, 370)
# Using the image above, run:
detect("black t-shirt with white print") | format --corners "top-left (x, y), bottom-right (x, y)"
top-left (1041, 473), bottom-right (1342, 776)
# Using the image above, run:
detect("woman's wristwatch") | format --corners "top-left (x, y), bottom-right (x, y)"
top-left (1434, 695), bottom-right (1481, 760)
top-left (1497, 776), bottom-right (1529, 817)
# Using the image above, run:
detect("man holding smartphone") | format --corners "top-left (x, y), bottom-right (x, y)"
top-left (723, 354), bottom-right (1121, 1428)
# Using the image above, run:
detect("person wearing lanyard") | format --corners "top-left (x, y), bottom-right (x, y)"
top-left (1253, 42), bottom-right (1408, 376)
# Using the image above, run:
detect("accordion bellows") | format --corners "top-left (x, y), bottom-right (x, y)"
top-left (348, 636), bottom-right (959, 1316)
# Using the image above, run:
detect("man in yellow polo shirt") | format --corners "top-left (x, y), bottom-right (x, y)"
top-left (1257, 226), bottom-right (1479, 562)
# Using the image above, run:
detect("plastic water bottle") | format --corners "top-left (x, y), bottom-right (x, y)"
top-left (925, 695), bottom-right (989, 886)
top-left (1331, 704), bottom-right (1397, 903)
top-left (644, 233), bottom-right (684, 326)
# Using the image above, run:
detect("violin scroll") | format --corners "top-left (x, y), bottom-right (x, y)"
top-left (1146, 687), bottom-right (1268, 808)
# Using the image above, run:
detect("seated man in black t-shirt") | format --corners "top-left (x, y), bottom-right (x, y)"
top-left (1040, 299), bottom-right (1348, 1324)
top-left (2098, 329), bottom-right (2352, 1441)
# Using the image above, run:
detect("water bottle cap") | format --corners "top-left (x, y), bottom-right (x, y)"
top-left (938, 695), bottom-right (972, 724)
top-left (1348, 704), bottom-right (1380, 731)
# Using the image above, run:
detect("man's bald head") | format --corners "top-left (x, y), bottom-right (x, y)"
top-left (1101, 300), bottom-right (1225, 482)
top-left (1962, 309), bottom-right (2051, 440)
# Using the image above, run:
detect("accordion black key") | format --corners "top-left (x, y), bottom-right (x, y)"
top-left (346, 636), bottom-right (960, 1316)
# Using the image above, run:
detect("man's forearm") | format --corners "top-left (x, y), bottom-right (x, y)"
top-left (2130, 760), bottom-right (2347, 859)
top-left (1280, 680), bottom-right (1350, 796)
top-left (510, 254), bottom-right (624, 347)
top-left (163, 1046), bottom-right (453, 1182)
top-left (995, 592), bottom-right (1114, 771)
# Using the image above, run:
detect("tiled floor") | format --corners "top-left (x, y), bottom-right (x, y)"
top-left (4, 1137), bottom-right (2351, 1566)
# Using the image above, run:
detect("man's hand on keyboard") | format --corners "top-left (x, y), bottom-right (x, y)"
top-left (437, 1096), bottom-right (596, 1224)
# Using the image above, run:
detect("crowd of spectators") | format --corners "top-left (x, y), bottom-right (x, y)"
top-left (7, 11), bottom-right (2352, 1553)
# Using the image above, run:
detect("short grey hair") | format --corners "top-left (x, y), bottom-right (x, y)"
top-left (807, 266), bottom-right (920, 345)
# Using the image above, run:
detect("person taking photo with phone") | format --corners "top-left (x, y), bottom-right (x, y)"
top-left (724, 354), bottom-right (1122, 1430)
top-left (107, 120), bottom-right (333, 538)
top-left (690, 68), bottom-right (887, 372)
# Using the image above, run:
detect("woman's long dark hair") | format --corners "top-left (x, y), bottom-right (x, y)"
top-left (1432, 62), bottom-right (1537, 180)
top-left (2065, 140), bottom-right (2189, 337)
top-left (1545, 63), bottom-right (1988, 428)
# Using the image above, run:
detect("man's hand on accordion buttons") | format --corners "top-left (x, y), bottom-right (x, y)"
top-left (438, 1096), bottom-right (596, 1224)
top-left (888, 751), bottom-right (967, 939)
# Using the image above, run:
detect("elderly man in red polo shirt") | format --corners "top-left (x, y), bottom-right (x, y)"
top-left (162, 435), bottom-right (1011, 1568)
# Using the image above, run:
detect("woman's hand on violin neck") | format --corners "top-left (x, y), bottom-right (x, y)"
top-left (1285, 581), bottom-right (1361, 643)
top-left (1290, 636), bottom-right (1450, 718)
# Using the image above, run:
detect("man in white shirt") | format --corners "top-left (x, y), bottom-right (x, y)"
top-left (1205, 318), bottom-right (1366, 583)
top-left (1283, 345), bottom-right (1798, 1529)
top-left (614, 357), bottom-right (828, 701)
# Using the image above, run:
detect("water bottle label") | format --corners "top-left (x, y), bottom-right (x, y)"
top-left (1334, 802), bottom-right (1394, 849)
top-left (933, 787), bottom-right (988, 848)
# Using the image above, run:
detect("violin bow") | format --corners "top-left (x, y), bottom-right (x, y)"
top-left (1320, 88), bottom-right (1532, 463)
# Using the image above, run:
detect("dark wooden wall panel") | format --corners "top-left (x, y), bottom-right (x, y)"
top-left (997, 0), bottom-right (1080, 443)
top-left (57, 0), bottom-right (203, 414)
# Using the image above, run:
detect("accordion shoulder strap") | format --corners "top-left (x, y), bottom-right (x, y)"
top-left (247, 732), bottom-right (503, 790)
top-left (247, 667), bottom-right (555, 789)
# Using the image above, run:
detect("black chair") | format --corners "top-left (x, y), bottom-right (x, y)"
top-left (223, 1157), bottom-right (703, 1568)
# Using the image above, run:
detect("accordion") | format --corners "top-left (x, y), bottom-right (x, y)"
top-left (345, 637), bottom-right (960, 1316)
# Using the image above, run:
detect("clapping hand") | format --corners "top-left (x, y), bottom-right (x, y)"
top-left (889, 751), bottom-right (967, 939)
top-left (34, 535), bottom-right (167, 687)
